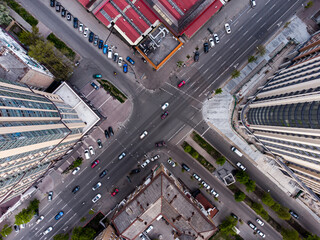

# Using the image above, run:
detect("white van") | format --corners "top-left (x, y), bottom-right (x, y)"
top-left (107, 49), bottom-right (113, 59)
top-left (231, 146), bottom-right (243, 157)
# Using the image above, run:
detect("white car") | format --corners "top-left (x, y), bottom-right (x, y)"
top-left (210, 189), bottom-right (219, 197)
top-left (92, 194), bottom-right (101, 203)
top-left (36, 215), bottom-right (44, 224)
top-left (141, 159), bottom-right (150, 168)
top-left (146, 225), bottom-right (153, 233)
top-left (83, 27), bottom-right (89, 37)
top-left (118, 152), bottom-right (126, 160)
top-left (201, 181), bottom-right (210, 190)
top-left (236, 162), bottom-right (246, 171)
top-left (213, 33), bottom-right (219, 43)
top-left (193, 173), bottom-right (201, 182)
top-left (72, 167), bottom-right (80, 175)
top-left (209, 38), bottom-right (215, 47)
top-left (118, 57), bottom-right (123, 67)
top-left (84, 149), bottom-right (90, 159)
top-left (256, 218), bottom-right (264, 226)
top-left (151, 155), bottom-right (160, 161)
top-left (257, 230), bottom-right (265, 238)
top-left (43, 227), bottom-right (53, 235)
top-left (167, 159), bottom-right (176, 167)
top-left (78, 23), bottom-right (83, 32)
top-left (92, 182), bottom-right (102, 191)
top-left (140, 131), bottom-right (148, 139)
top-left (89, 146), bottom-right (95, 155)
top-left (161, 102), bottom-right (169, 110)
top-left (225, 23), bottom-right (231, 34)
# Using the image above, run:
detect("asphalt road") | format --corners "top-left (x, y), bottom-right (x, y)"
top-left (13, 0), bottom-right (320, 239)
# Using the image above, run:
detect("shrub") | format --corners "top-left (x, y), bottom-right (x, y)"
top-left (47, 33), bottom-right (75, 60)
top-left (271, 202), bottom-right (281, 212)
top-left (216, 156), bottom-right (226, 166)
top-left (245, 179), bottom-right (256, 192)
top-left (215, 88), bottom-right (223, 94)
top-left (5, 0), bottom-right (38, 26)
top-left (231, 70), bottom-right (240, 79)
top-left (234, 190), bottom-right (246, 202)
top-left (262, 193), bottom-right (275, 207)
top-left (276, 206), bottom-right (291, 220)
top-left (281, 228), bottom-right (300, 240)
top-left (305, 1), bottom-right (313, 8)
top-left (192, 151), bottom-right (199, 159)
top-left (248, 55), bottom-right (257, 63)
top-left (184, 145), bottom-right (192, 153)
top-left (235, 171), bottom-right (250, 184)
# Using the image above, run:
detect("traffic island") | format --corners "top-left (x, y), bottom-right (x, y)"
top-left (98, 79), bottom-right (127, 103)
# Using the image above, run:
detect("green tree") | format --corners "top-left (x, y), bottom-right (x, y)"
top-left (262, 193), bottom-right (275, 207)
top-left (231, 70), bottom-right (240, 79)
top-left (28, 198), bottom-right (40, 212)
top-left (192, 151), bottom-right (199, 159)
top-left (271, 202), bottom-right (281, 212)
top-left (305, 1), bottom-right (313, 8)
top-left (215, 88), bottom-right (223, 94)
top-left (184, 145), bottom-right (192, 153)
top-left (0, 2), bottom-right (12, 25)
top-left (0, 224), bottom-right (12, 237)
top-left (15, 208), bottom-right (33, 225)
top-left (234, 190), bottom-right (246, 202)
top-left (276, 206), bottom-right (291, 220)
top-left (53, 233), bottom-right (69, 240)
top-left (306, 234), bottom-right (320, 240)
top-left (18, 26), bottom-right (42, 46)
top-left (252, 202), bottom-right (263, 213)
top-left (256, 45), bottom-right (266, 56)
top-left (235, 171), bottom-right (250, 184)
top-left (219, 216), bottom-right (237, 236)
top-left (245, 179), bottom-right (256, 192)
top-left (216, 156), bottom-right (226, 166)
top-left (71, 227), bottom-right (96, 240)
top-left (281, 228), bottom-right (299, 240)
top-left (248, 55), bottom-right (257, 63)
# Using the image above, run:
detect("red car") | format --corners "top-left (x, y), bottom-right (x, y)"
top-left (111, 188), bottom-right (119, 196)
top-left (161, 111), bottom-right (168, 119)
top-left (178, 80), bottom-right (186, 88)
top-left (91, 160), bottom-right (100, 168)
top-left (155, 141), bottom-right (166, 147)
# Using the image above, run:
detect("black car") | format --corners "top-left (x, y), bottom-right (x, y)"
top-left (231, 213), bottom-right (238, 219)
top-left (194, 51), bottom-right (199, 62)
top-left (34, 208), bottom-right (39, 217)
top-left (104, 130), bottom-right (110, 139)
top-left (55, 2), bottom-right (61, 12)
top-left (89, 32), bottom-right (94, 42)
top-left (61, 8), bottom-right (66, 17)
top-left (182, 163), bottom-right (190, 172)
top-left (50, 0), bottom-right (55, 7)
top-left (72, 186), bottom-right (80, 194)
top-left (108, 126), bottom-right (114, 136)
top-left (155, 141), bottom-right (166, 147)
top-left (97, 139), bottom-right (102, 148)
top-left (73, 18), bottom-right (78, 28)
top-left (204, 42), bottom-right (209, 53)
top-left (130, 168), bottom-right (141, 174)
top-left (98, 40), bottom-right (103, 49)
top-left (66, 12), bottom-right (71, 21)
top-left (99, 169), bottom-right (108, 178)
top-left (93, 35), bottom-right (99, 46)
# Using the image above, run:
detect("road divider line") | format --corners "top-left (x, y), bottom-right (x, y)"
top-left (208, 73), bottom-right (213, 79)
top-left (159, 87), bottom-right (174, 96)
top-left (267, 1), bottom-right (298, 31)
top-left (257, 17), bottom-right (262, 23)
top-left (242, 30), bottom-right (248, 36)
top-left (203, 68), bottom-right (209, 74)
top-left (168, 124), bottom-right (186, 142)
top-left (201, 126), bottom-right (210, 137)
top-left (230, 43), bottom-right (235, 49)
top-left (237, 25), bottom-right (244, 32)
top-left (251, 12), bottom-right (257, 18)
top-left (265, 0), bottom-right (271, 5)
top-left (270, 3), bottom-right (276, 9)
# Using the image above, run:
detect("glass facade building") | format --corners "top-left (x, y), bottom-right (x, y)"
top-left (0, 78), bottom-right (85, 204)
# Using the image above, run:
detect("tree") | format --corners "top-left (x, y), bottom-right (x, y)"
top-left (216, 156), bottom-right (226, 166)
top-left (262, 193), bottom-right (275, 207)
top-left (271, 202), bottom-right (281, 212)
top-left (281, 228), bottom-right (299, 240)
top-left (245, 179), bottom-right (256, 192)
top-left (234, 190), bottom-right (246, 202)
top-left (305, 1), bottom-right (313, 8)
top-left (306, 234), bottom-right (320, 240)
top-left (0, 224), bottom-right (12, 237)
top-left (231, 70), bottom-right (240, 79)
top-left (15, 208), bottom-right (33, 225)
top-left (235, 171), bottom-right (250, 184)
top-left (276, 206), bottom-right (291, 220)
top-left (256, 45), bottom-right (266, 56)
top-left (219, 216), bottom-right (237, 236)
top-left (248, 55), bottom-right (257, 63)
top-left (215, 88), bottom-right (223, 94)
top-left (184, 145), bottom-right (192, 153)
top-left (0, 2), bottom-right (12, 25)
top-left (18, 26), bottom-right (42, 46)
top-left (192, 151), bottom-right (199, 159)
top-left (28, 198), bottom-right (40, 212)
top-left (71, 227), bottom-right (96, 240)
top-left (53, 233), bottom-right (69, 240)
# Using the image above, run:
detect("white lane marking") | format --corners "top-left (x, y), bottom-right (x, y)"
top-left (257, 17), bottom-right (262, 23)
top-left (238, 25), bottom-right (244, 32)
top-left (201, 126), bottom-right (211, 136)
top-left (230, 43), bottom-right (235, 49)
top-left (265, 0), bottom-right (271, 5)
top-left (247, 35), bottom-right (253, 41)
top-left (200, 63), bottom-right (204, 69)
top-left (225, 38), bottom-right (230, 44)
top-left (97, 96), bottom-right (111, 109)
top-left (208, 73), bottom-right (213, 79)
top-left (211, 52), bottom-right (217, 57)
top-left (168, 124), bottom-right (186, 141)
top-left (243, 30), bottom-right (248, 36)
top-left (217, 56), bottom-right (222, 61)
top-left (203, 68), bottom-right (209, 74)
top-left (270, 3), bottom-right (276, 9)
top-left (252, 12), bottom-right (258, 18)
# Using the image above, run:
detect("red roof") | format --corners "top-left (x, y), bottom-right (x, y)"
top-left (126, 8), bottom-right (150, 33)
top-left (115, 17), bottom-right (141, 43)
top-left (78, 0), bottom-right (91, 8)
top-left (134, 0), bottom-right (159, 23)
top-left (158, 0), bottom-right (181, 20)
top-left (174, 0), bottom-right (198, 12)
top-left (182, 0), bottom-right (223, 38)
top-left (195, 193), bottom-right (219, 218)
top-left (116, 0), bottom-right (130, 11)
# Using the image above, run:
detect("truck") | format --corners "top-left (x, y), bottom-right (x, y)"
top-left (231, 146), bottom-right (243, 157)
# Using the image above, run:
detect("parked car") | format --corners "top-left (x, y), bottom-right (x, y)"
top-left (43, 226), bottom-right (53, 235)
top-left (256, 218), bottom-right (264, 226)
top-left (204, 42), bottom-right (209, 53)
top-left (93, 35), bottom-right (99, 46)
top-left (107, 48), bottom-right (113, 59)
top-left (167, 159), bottom-right (176, 167)
top-left (97, 139), bottom-right (102, 148)
top-left (72, 167), bottom-right (80, 175)
top-left (178, 80), bottom-right (186, 88)
top-left (78, 23), bottom-right (83, 32)
top-left (194, 51), bottom-right (200, 62)
top-left (248, 221), bottom-right (257, 231)
top-left (123, 63), bottom-right (128, 73)
top-left (73, 17), bottom-right (78, 28)
top-left (126, 56), bottom-right (135, 65)
top-left (91, 159), bottom-right (99, 168)
top-left (92, 182), bottom-right (102, 191)
top-left (213, 33), bottom-right (219, 43)
top-left (113, 53), bottom-right (118, 62)
top-left (155, 141), bottom-right (166, 147)
top-left (161, 111), bottom-right (169, 119)
top-left (250, 0), bottom-right (256, 8)
top-left (99, 169), bottom-right (107, 178)
top-left (84, 28), bottom-right (89, 37)
top-left (93, 74), bottom-right (102, 78)
top-left (89, 145), bottom-right (95, 155)
top-left (161, 102), bottom-right (169, 110)
top-left (141, 159), bottom-right (150, 168)
top-left (20, 224), bottom-right (26, 229)
top-left (146, 225), bottom-right (153, 233)
top-left (118, 152), bottom-right (126, 160)
top-left (182, 163), bottom-right (190, 172)
top-left (50, 0), bottom-right (55, 7)
top-left (108, 126), bottom-right (114, 136)
top-left (289, 210), bottom-right (299, 219)
top-left (111, 188), bottom-right (119, 196)
top-left (66, 12), bottom-right (71, 21)
top-left (231, 213), bottom-right (238, 219)
top-left (98, 40), bottom-right (103, 49)
top-left (92, 194), bottom-right (101, 203)
top-left (104, 130), bottom-right (110, 139)
top-left (48, 191), bottom-right (53, 201)
top-left (118, 57), bottom-right (123, 66)
top-left (151, 154), bottom-right (160, 161)
top-left (61, 7), bottom-right (66, 17)
top-left (103, 44), bottom-right (108, 54)
top-left (91, 82), bottom-right (99, 90)
top-left (14, 224), bottom-right (19, 232)
top-left (72, 186), bottom-right (80, 194)
top-left (89, 32), bottom-right (94, 42)
top-left (257, 230), bottom-right (265, 238)
top-left (210, 189), bottom-right (219, 197)
top-left (236, 162), bottom-right (246, 171)
top-left (84, 149), bottom-right (90, 159)
top-left (55, 211), bottom-right (64, 220)
top-left (193, 173), bottom-right (201, 181)
top-left (55, 2), bottom-right (61, 12)
top-left (209, 38), bottom-right (215, 47)
top-left (140, 131), bottom-right (148, 139)
top-left (225, 23), bottom-right (231, 34)
top-left (131, 168), bottom-right (141, 174)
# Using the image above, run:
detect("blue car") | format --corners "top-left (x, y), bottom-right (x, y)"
top-left (89, 32), bottom-right (94, 43)
top-left (91, 82), bottom-right (99, 90)
top-left (103, 44), bottom-right (108, 54)
top-left (55, 211), bottom-right (64, 220)
top-left (126, 56), bottom-right (135, 65)
top-left (123, 64), bottom-right (128, 73)
top-left (98, 40), bottom-right (103, 49)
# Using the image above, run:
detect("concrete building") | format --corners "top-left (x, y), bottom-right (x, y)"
top-left (0, 28), bottom-right (54, 90)
top-left (242, 32), bottom-right (320, 205)
top-left (112, 164), bottom-right (217, 240)
top-left (0, 78), bottom-right (85, 205)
